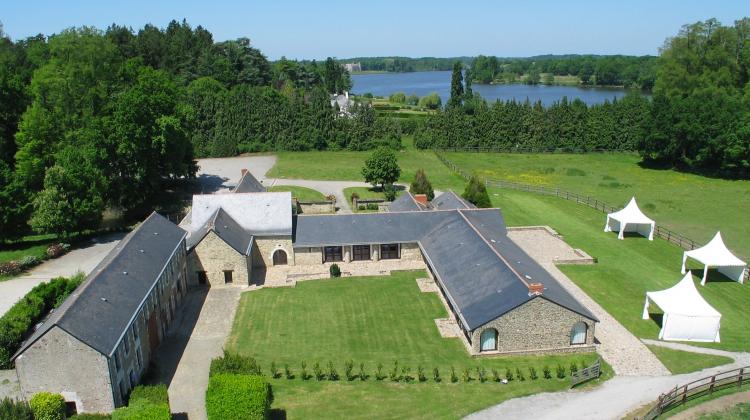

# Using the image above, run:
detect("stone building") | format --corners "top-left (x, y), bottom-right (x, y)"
top-left (13, 213), bottom-right (188, 414)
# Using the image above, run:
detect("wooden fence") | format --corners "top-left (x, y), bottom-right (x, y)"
top-left (640, 366), bottom-right (750, 419)
top-left (571, 358), bottom-right (601, 387)
top-left (432, 146), bottom-right (638, 154)
top-left (435, 152), bottom-right (748, 281)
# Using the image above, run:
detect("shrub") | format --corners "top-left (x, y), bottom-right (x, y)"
top-left (461, 368), bottom-right (471, 382)
top-left (516, 367), bottom-right (525, 381)
top-left (383, 184), bottom-right (397, 201)
top-left (358, 205), bottom-right (367, 210)
top-left (327, 361), bottom-right (339, 381)
top-left (111, 400), bottom-right (170, 420)
top-left (29, 392), bottom-right (66, 420)
top-left (389, 92), bottom-right (406, 104)
top-left (569, 363), bottom-right (578, 376)
top-left (325, 194), bottom-right (337, 202)
top-left (46, 243), bottom-right (70, 259)
top-left (492, 368), bottom-right (501, 382)
top-left (344, 360), bottom-right (354, 381)
top-left (128, 384), bottom-right (168, 405)
top-left (401, 366), bottom-right (413, 383)
top-left (210, 350), bottom-right (262, 377)
top-left (417, 366), bottom-right (426, 382)
top-left (358, 363), bottom-right (367, 381)
top-left (205, 374), bottom-right (271, 420)
top-left (390, 361), bottom-right (400, 382)
top-left (300, 361), bottom-right (309, 380)
top-left (0, 397), bottom-right (33, 420)
top-left (505, 368), bottom-right (513, 381)
top-left (0, 261), bottom-right (22, 276)
top-left (477, 366), bottom-right (487, 383)
top-left (313, 363), bottom-right (324, 381)
top-left (375, 363), bottom-right (385, 380)
top-left (366, 203), bottom-right (378, 210)
top-left (18, 256), bottom-right (41, 270)
top-left (529, 367), bottom-right (538, 380)
top-left (556, 364), bottom-right (566, 379)
top-left (329, 264), bottom-right (341, 278)
top-left (543, 366), bottom-right (552, 379)
top-left (410, 169), bottom-right (435, 200)
top-left (270, 362), bottom-right (279, 379)
top-left (450, 366), bottom-right (458, 383)
top-left (462, 175), bottom-right (491, 208)
top-left (284, 364), bottom-right (293, 379)
top-left (433, 367), bottom-right (441, 383)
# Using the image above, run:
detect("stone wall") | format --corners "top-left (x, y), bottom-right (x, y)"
top-left (15, 327), bottom-right (114, 414)
top-left (297, 201), bottom-right (335, 214)
top-left (400, 242), bottom-right (422, 261)
top-left (469, 297), bottom-right (595, 355)
top-left (294, 246), bottom-right (323, 265)
top-left (188, 231), bottom-right (250, 286)
top-left (252, 236), bottom-right (294, 268)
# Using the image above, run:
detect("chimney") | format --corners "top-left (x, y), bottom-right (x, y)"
top-left (241, 169), bottom-right (248, 177)
top-left (528, 282), bottom-right (544, 296)
top-left (414, 194), bottom-right (428, 205)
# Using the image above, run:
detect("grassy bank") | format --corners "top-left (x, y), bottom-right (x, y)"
top-left (267, 185), bottom-right (326, 202)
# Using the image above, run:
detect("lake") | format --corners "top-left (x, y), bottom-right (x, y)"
top-left (351, 71), bottom-right (640, 106)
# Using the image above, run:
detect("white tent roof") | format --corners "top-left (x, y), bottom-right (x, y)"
top-left (608, 197), bottom-right (655, 225)
top-left (684, 232), bottom-right (746, 268)
top-left (646, 272), bottom-right (721, 318)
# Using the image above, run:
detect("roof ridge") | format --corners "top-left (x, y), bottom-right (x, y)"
top-left (456, 209), bottom-right (530, 288)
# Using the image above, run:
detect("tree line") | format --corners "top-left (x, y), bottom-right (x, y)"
top-left (337, 56), bottom-right (469, 72)
top-left (0, 20), bottom-right (397, 240)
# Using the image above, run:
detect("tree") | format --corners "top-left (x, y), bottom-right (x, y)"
top-left (410, 169), bottom-right (434, 200)
top-left (389, 92), bottom-right (406, 104)
top-left (448, 62), bottom-right (464, 108)
top-left (419, 92), bottom-right (442, 110)
top-left (461, 176), bottom-right (491, 208)
top-left (0, 160), bottom-right (31, 242)
top-left (361, 147), bottom-right (401, 189)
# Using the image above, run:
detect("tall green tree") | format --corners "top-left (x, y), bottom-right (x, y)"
top-left (410, 169), bottom-right (434, 200)
top-left (361, 147), bottom-right (401, 189)
top-left (448, 62), bottom-right (464, 108)
top-left (461, 176), bottom-right (491, 208)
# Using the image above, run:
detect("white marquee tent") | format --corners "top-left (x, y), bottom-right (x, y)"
top-left (642, 272), bottom-right (721, 342)
top-left (681, 231), bottom-right (747, 286)
top-left (604, 197), bottom-right (655, 240)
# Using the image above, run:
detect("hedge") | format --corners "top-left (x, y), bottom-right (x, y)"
top-left (29, 392), bottom-right (66, 420)
top-left (0, 397), bottom-right (33, 420)
top-left (0, 274), bottom-right (84, 368)
top-left (110, 400), bottom-right (170, 420)
top-left (128, 384), bottom-right (169, 406)
top-left (210, 350), bottom-right (262, 376)
top-left (206, 374), bottom-right (271, 420)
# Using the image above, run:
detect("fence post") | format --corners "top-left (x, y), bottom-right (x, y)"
top-left (709, 375), bottom-right (715, 394)
top-left (739, 368), bottom-right (744, 388)
top-left (682, 384), bottom-right (688, 403)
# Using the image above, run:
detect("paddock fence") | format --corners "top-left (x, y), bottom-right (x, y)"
top-left (639, 366), bottom-right (750, 419)
top-left (435, 152), bottom-right (749, 282)
top-left (431, 146), bottom-right (639, 154)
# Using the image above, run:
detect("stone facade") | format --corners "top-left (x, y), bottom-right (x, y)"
top-left (15, 327), bottom-right (114, 413)
top-left (468, 297), bottom-right (596, 355)
top-left (296, 201), bottom-right (335, 214)
top-left (294, 246), bottom-right (323, 265)
top-left (252, 236), bottom-right (294, 268)
top-left (188, 231), bottom-right (251, 286)
top-left (400, 242), bottom-right (422, 261)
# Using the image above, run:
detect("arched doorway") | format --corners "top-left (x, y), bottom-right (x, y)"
top-left (272, 249), bottom-right (288, 266)
top-left (480, 328), bottom-right (498, 352)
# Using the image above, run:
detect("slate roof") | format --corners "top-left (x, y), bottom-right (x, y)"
top-left (191, 192), bottom-right (292, 236)
top-left (233, 171), bottom-right (266, 193)
top-left (432, 190), bottom-right (476, 210)
top-left (387, 192), bottom-right (425, 212)
top-left (186, 208), bottom-right (253, 255)
top-left (13, 213), bottom-right (186, 359)
top-left (294, 209), bottom-right (596, 330)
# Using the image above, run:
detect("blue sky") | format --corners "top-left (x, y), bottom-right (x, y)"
top-left (1, 1), bottom-right (747, 59)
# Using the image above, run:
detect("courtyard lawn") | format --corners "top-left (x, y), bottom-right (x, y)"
top-left (226, 271), bottom-right (609, 419)
top-left (489, 188), bottom-right (750, 353)
top-left (445, 152), bottom-right (750, 259)
top-left (267, 185), bottom-right (326, 202)
top-left (645, 346), bottom-right (733, 374)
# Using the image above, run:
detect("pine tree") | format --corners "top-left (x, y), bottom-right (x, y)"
top-left (462, 176), bottom-right (491, 208)
top-left (410, 169), bottom-right (434, 200)
top-left (448, 62), bottom-right (464, 109)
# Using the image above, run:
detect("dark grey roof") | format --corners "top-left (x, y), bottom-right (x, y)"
top-left (233, 171), bottom-right (266, 193)
top-left (187, 208), bottom-right (253, 255)
top-left (433, 190), bottom-right (476, 210)
top-left (13, 212), bottom-right (186, 359)
top-left (387, 192), bottom-right (424, 212)
top-left (293, 208), bottom-right (596, 330)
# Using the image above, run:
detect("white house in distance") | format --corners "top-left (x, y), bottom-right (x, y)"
top-left (604, 197), bottom-right (655, 240)
top-left (681, 231), bottom-right (747, 285)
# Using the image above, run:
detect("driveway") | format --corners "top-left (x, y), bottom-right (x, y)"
top-left (0, 233), bottom-right (124, 316)
top-left (151, 287), bottom-right (243, 420)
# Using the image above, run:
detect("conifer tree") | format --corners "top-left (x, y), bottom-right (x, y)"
top-left (461, 176), bottom-right (491, 208)
top-left (410, 169), bottom-right (434, 200)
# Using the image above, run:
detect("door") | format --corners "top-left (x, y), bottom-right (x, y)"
top-left (273, 250), bottom-right (288, 265)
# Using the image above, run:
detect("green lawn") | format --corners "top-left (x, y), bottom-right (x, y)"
top-left (267, 185), bottom-right (326, 202)
top-left (489, 188), bottom-right (750, 353)
top-left (226, 271), bottom-right (609, 419)
top-left (445, 152), bottom-right (750, 259)
top-left (645, 345), bottom-right (733, 374)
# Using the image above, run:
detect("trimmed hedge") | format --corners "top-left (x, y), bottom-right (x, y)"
top-left (128, 384), bottom-right (168, 406)
top-left (29, 392), bottom-right (66, 420)
top-left (0, 397), bottom-right (33, 420)
top-left (0, 274), bottom-right (84, 368)
top-left (206, 374), bottom-right (271, 420)
top-left (110, 400), bottom-right (170, 420)
top-left (210, 350), bottom-right (262, 376)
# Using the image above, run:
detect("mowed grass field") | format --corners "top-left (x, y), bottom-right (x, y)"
top-left (267, 185), bottom-right (326, 202)
top-left (445, 152), bottom-right (750, 259)
top-left (226, 271), bottom-right (609, 419)
top-left (491, 188), bottom-right (750, 353)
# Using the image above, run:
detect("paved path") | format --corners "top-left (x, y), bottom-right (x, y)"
top-left (0, 233), bottom-right (124, 316)
top-left (152, 287), bottom-right (243, 420)
top-left (508, 228), bottom-right (669, 377)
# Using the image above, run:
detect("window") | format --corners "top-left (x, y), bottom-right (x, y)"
top-left (380, 243), bottom-right (400, 260)
top-left (223, 270), bottom-right (233, 284)
top-left (324, 246), bottom-right (343, 262)
top-left (352, 245), bottom-right (370, 261)
top-left (570, 322), bottom-right (588, 345)
top-left (197, 271), bottom-right (207, 285)
top-left (272, 249), bottom-right (288, 265)
top-left (480, 328), bottom-right (498, 352)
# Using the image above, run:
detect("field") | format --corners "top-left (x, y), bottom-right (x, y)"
top-left (644, 345), bottom-right (732, 375)
top-left (226, 271), bottom-right (609, 419)
top-left (267, 185), bottom-right (326, 202)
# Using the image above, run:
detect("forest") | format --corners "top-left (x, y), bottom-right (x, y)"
top-left (0, 20), bottom-right (398, 240)
top-left (414, 18), bottom-right (750, 178)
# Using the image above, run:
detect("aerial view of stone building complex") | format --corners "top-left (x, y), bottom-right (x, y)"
top-left (1, 2), bottom-right (749, 419)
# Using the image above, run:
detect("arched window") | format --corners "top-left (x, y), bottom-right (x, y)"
top-left (570, 322), bottom-right (588, 345)
top-left (272, 249), bottom-right (288, 266)
top-left (480, 328), bottom-right (498, 352)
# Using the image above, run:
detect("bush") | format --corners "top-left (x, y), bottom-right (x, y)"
top-left (375, 363), bottom-right (385, 380)
top-left (0, 261), bottom-right (22, 276)
top-left (461, 368), bottom-right (471, 382)
top-left (477, 366), bottom-right (487, 383)
top-left (543, 366), bottom-right (552, 379)
top-left (329, 264), bottom-right (341, 278)
top-left (389, 92), bottom-right (406, 104)
top-left (344, 360), bottom-right (354, 381)
top-left (505, 368), bottom-right (513, 381)
top-left (492, 368), bottom-right (501, 382)
top-left (358, 205), bottom-right (367, 210)
top-left (18, 256), bottom-right (41, 270)
top-left (29, 392), bottom-right (66, 420)
top-left (313, 362), bottom-right (324, 381)
top-left (46, 243), bottom-right (70, 259)
top-left (358, 363), bottom-right (367, 381)
top-left (128, 384), bottom-right (168, 406)
top-left (0, 273), bottom-right (83, 368)
top-left (210, 350), bottom-right (262, 377)
top-left (401, 366), bottom-right (413, 383)
top-left (529, 366), bottom-right (538, 380)
top-left (325, 194), bottom-right (337, 202)
top-left (284, 364), bottom-right (293, 379)
top-left (450, 366), bottom-right (458, 383)
top-left (300, 361), bottom-right (309, 380)
top-left (111, 400), bottom-right (170, 420)
top-left (410, 169), bottom-right (435, 200)
top-left (327, 361), bottom-right (339, 381)
top-left (383, 184), bottom-right (397, 201)
top-left (0, 397), bottom-right (33, 420)
top-left (433, 367), bottom-right (441, 382)
top-left (569, 363), bottom-right (578, 376)
top-left (417, 366), bottom-right (426, 382)
top-left (516, 367), bottom-right (525, 381)
top-left (366, 203), bottom-right (378, 210)
top-left (389, 361), bottom-right (400, 382)
top-left (556, 364), bottom-right (566, 379)
top-left (205, 374), bottom-right (271, 420)
top-left (270, 361), bottom-right (279, 379)
top-left (462, 175), bottom-right (491, 208)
